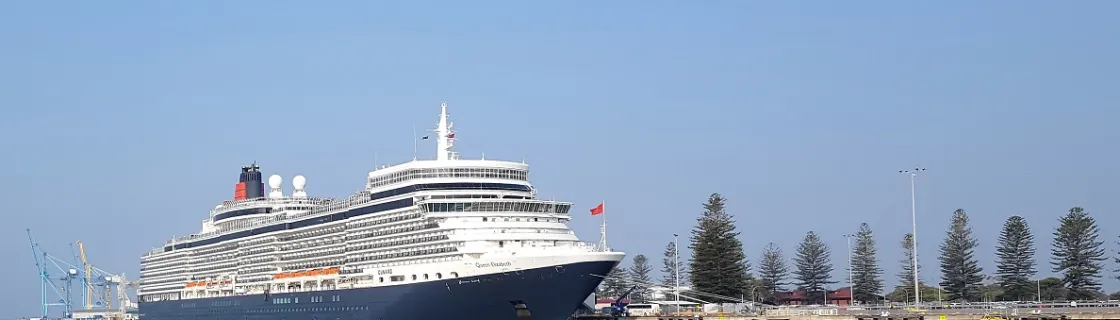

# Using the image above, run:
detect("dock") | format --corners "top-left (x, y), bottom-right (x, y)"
top-left (574, 302), bottom-right (1120, 320)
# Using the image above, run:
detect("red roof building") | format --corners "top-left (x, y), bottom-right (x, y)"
top-left (774, 287), bottom-right (853, 306)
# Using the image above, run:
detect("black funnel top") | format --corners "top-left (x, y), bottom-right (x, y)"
top-left (240, 163), bottom-right (265, 199)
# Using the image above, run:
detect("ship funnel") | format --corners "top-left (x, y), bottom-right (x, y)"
top-left (234, 163), bottom-right (265, 200)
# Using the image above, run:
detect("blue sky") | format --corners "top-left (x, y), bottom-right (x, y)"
top-left (2, 0), bottom-right (1118, 317)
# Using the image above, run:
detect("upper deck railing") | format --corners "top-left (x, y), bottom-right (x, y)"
top-left (166, 191), bottom-right (378, 246)
top-left (208, 196), bottom-right (335, 218)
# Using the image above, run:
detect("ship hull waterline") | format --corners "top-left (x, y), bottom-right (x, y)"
top-left (140, 260), bottom-right (616, 320)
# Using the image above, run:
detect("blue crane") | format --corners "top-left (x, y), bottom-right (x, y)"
top-left (27, 228), bottom-right (80, 318)
top-left (604, 286), bottom-right (639, 317)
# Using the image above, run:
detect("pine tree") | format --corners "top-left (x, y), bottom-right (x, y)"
top-left (898, 233), bottom-right (920, 290)
top-left (688, 193), bottom-right (748, 301)
top-left (1052, 207), bottom-right (1106, 300)
top-left (793, 231), bottom-right (835, 303)
top-left (599, 266), bottom-right (630, 298)
top-left (661, 241), bottom-right (687, 287)
top-left (851, 223), bottom-right (884, 302)
top-left (938, 209), bottom-right (985, 302)
top-left (758, 242), bottom-right (791, 297)
top-left (629, 254), bottom-right (653, 302)
top-left (995, 215), bottom-right (1037, 301)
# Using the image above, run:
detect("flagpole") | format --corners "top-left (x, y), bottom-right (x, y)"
top-left (601, 200), bottom-right (607, 252)
top-left (412, 121), bottom-right (417, 161)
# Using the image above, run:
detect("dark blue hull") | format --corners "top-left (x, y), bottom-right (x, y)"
top-left (140, 260), bottom-right (614, 320)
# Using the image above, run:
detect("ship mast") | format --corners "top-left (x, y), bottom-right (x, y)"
top-left (435, 102), bottom-right (457, 161)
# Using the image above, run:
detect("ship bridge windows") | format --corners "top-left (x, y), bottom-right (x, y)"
top-left (422, 201), bottom-right (570, 214)
top-left (429, 194), bottom-right (500, 199)
top-left (367, 168), bottom-right (529, 189)
top-left (370, 183), bottom-right (531, 200)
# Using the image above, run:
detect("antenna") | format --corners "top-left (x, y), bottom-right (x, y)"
top-left (412, 121), bottom-right (418, 161)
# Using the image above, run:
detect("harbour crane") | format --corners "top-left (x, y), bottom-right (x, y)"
top-left (28, 230), bottom-right (137, 318)
top-left (27, 228), bottom-right (81, 318)
top-left (76, 240), bottom-right (124, 310)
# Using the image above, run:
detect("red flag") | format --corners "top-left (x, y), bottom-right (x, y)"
top-left (590, 203), bottom-right (604, 216)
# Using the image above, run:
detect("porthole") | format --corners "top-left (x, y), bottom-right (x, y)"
top-left (436, 273), bottom-right (442, 279)
top-left (412, 274), bottom-right (417, 280)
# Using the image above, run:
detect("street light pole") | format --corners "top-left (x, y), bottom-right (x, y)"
top-left (1037, 279), bottom-right (1042, 302)
top-left (842, 234), bottom-right (855, 302)
top-left (899, 167), bottom-right (925, 306)
top-left (673, 233), bottom-right (680, 305)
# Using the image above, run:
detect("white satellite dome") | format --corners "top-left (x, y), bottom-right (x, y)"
top-left (267, 174), bottom-right (284, 198)
top-left (268, 174), bottom-right (283, 189)
top-left (292, 175), bottom-right (308, 198)
top-left (292, 175), bottom-right (307, 190)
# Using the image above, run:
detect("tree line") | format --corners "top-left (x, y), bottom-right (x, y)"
top-left (599, 193), bottom-right (1118, 304)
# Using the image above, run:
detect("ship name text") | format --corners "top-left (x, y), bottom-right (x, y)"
top-left (474, 261), bottom-right (512, 268)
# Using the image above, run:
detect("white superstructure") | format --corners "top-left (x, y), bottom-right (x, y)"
top-left (137, 102), bottom-right (622, 303)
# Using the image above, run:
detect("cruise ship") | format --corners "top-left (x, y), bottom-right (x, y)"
top-left (137, 103), bottom-right (624, 320)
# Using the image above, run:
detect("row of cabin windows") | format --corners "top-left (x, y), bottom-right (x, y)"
top-left (349, 213), bottom-right (423, 229)
top-left (345, 222), bottom-right (440, 242)
top-left (280, 248), bottom-right (345, 261)
top-left (278, 226), bottom-right (344, 242)
top-left (140, 260), bottom-right (189, 271)
top-left (482, 217), bottom-right (558, 222)
top-left (379, 271), bottom-right (458, 283)
top-left (282, 258), bottom-right (345, 271)
top-left (349, 246), bottom-right (458, 263)
top-left (238, 247), bottom-right (277, 257)
top-left (142, 253), bottom-right (187, 265)
top-left (198, 305), bottom-right (368, 314)
top-left (238, 266), bottom-right (276, 275)
top-left (281, 237), bottom-right (344, 251)
top-left (238, 236), bottom-right (276, 247)
top-left (190, 262), bottom-right (238, 273)
top-left (193, 245), bottom-right (239, 256)
top-left (350, 234), bottom-right (450, 251)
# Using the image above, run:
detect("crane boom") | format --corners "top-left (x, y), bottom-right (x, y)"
top-left (77, 240), bottom-right (93, 309)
